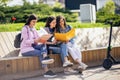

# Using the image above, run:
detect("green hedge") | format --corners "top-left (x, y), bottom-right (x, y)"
top-left (97, 14), bottom-right (120, 26)
top-left (0, 3), bottom-right (77, 23)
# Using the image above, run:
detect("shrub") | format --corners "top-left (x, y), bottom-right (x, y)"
top-left (0, 3), bottom-right (78, 23)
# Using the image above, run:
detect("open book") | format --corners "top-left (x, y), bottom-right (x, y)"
top-left (38, 28), bottom-right (53, 43)
top-left (39, 28), bottom-right (48, 37)
top-left (38, 34), bottom-right (52, 43)
top-left (54, 29), bottom-right (75, 41)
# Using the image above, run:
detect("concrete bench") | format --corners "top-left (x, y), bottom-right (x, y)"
top-left (0, 32), bottom-right (120, 80)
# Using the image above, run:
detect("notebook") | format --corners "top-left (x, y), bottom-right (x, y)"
top-left (54, 29), bottom-right (75, 41)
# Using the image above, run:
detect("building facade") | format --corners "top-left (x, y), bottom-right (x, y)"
top-left (65, 0), bottom-right (120, 11)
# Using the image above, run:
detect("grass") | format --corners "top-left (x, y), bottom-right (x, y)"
top-left (0, 22), bottom-right (108, 32)
top-left (0, 22), bottom-right (45, 32)
top-left (68, 22), bottom-right (108, 28)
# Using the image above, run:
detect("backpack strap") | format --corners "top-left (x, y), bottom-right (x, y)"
top-left (25, 26), bottom-right (29, 39)
top-left (21, 26), bottom-right (29, 40)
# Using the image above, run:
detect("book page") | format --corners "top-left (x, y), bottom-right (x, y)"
top-left (41, 34), bottom-right (52, 40)
top-left (39, 28), bottom-right (48, 37)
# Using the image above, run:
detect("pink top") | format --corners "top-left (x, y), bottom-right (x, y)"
top-left (20, 25), bottom-right (39, 53)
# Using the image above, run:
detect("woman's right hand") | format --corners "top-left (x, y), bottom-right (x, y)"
top-left (34, 38), bottom-right (46, 44)
top-left (52, 39), bottom-right (57, 44)
top-left (38, 38), bottom-right (47, 43)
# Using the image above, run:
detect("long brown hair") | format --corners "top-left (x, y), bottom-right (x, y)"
top-left (44, 16), bottom-right (56, 27)
top-left (56, 15), bottom-right (67, 32)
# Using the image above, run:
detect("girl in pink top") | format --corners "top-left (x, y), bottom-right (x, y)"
top-left (20, 14), bottom-right (56, 77)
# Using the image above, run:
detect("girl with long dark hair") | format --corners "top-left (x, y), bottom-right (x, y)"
top-left (56, 15), bottom-right (88, 74)
top-left (41, 16), bottom-right (77, 74)
top-left (20, 14), bottom-right (56, 77)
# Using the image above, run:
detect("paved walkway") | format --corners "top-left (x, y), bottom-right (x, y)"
top-left (19, 64), bottom-right (120, 80)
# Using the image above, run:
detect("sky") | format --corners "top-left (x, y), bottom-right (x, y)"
top-left (7, 0), bottom-right (39, 6)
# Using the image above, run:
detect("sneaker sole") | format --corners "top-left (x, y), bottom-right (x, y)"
top-left (63, 64), bottom-right (73, 68)
top-left (64, 71), bottom-right (78, 74)
top-left (44, 75), bottom-right (57, 78)
top-left (42, 59), bottom-right (54, 64)
top-left (64, 72), bottom-right (72, 75)
top-left (83, 65), bottom-right (88, 70)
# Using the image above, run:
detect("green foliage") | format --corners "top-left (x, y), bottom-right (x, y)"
top-left (64, 13), bottom-right (78, 22)
top-left (52, 4), bottom-right (77, 22)
top-left (0, 2), bottom-right (77, 23)
top-left (97, 0), bottom-right (115, 18)
top-left (103, 0), bottom-right (115, 15)
top-left (96, 0), bottom-right (120, 26)
top-left (105, 14), bottom-right (120, 26)
top-left (53, 2), bottom-right (63, 8)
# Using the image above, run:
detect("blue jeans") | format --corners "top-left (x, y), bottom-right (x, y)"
top-left (22, 44), bottom-right (47, 68)
top-left (60, 43), bottom-right (69, 62)
top-left (49, 43), bottom-right (68, 63)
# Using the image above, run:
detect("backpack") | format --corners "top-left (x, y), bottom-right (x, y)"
top-left (14, 33), bottom-right (22, 48)
top-left (14, 26), bottom-right (28, 48)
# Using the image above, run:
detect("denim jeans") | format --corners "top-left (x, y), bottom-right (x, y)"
top-left (49, 43), bottom-right (68, 63)
top-left (22, 44), bottom-right (47, 68)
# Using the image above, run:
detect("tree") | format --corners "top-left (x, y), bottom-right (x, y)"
top-left (0, 11), bottom-right (5, 23)
top-left (103, 0), bottom-right (115, 15)
top-left (96, 0), bottom-right (116, 23)
top-left (97, 0), bottom-right (115, 16)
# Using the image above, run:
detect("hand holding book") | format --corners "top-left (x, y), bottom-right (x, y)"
top-left (54, 29), bottom-right (75, 42)
top-left (37, 34), bottom-right (52, 43)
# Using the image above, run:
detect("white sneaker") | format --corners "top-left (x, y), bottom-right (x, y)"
top-left (64, 68), bottom-right (78, 74)
top-left (80, 63), bottom-right (88, 70)
top-left (42, 56), bottom-right (54, 64)
top-left (63, 61), bottom-right (73, 67)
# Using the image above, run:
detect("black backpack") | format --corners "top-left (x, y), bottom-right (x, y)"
top-left (14, 33), bottom-right (22, 48)
top-left (14, 26), bottom-right (28, 48)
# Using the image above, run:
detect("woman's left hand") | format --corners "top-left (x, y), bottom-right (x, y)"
top-left (65, 40), bottom-right (69, 43)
